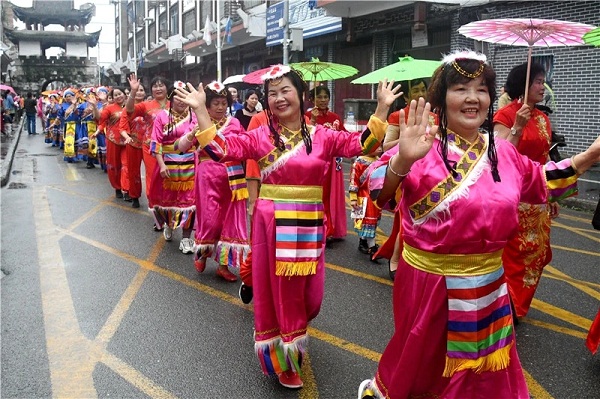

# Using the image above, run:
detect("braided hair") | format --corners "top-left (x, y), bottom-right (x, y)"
top-left (263, 68), bottom-right (313, 154)
top-left (428, 57), bottom-right (500, 182)
top-left (165, 83), bottom-right (192, 136)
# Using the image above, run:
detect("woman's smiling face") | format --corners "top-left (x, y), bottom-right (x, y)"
top-left (445, 75), bottom-right (490, 138)
top-left (267, 76), bottom-right (300, 125)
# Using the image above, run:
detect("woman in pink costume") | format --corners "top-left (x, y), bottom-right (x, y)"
top-left (175, 65), bottom-right (401, 390)
top-left (493, 62), bottom-right (556, 320)
top-left (124, 74), bottom-right (171, 231)
top-left (176, 81), bottom-right (249, 282)
top-left (148, 82), bottom-right (197, 253)
top-left (357, 51), bottom-right (600, 399)
top-left (305, 85), bottom-right (348, 245)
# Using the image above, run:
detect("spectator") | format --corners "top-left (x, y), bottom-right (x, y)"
top-left (227, 86), bottom-right (243, 115)
top-left (24, 92), bottom-right (38, 135)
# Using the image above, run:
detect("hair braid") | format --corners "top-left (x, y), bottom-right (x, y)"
top-left (485, 107), bottom-right (501, 182)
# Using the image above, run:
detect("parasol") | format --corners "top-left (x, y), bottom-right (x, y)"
top-left (351, 56), bottom-right (441, 84)
top-left (458, 18), bottom-right (596, 101)
top-left (0, 84), bottom-right (17, 95)
top-left (583, 27), bottom-right (600, 47)
top-left (243, 66), bottom-right (277, 85)
top-left (223, 74), bottom-right (246, 85)
top-left (289, 58), bottom-right (359, 83)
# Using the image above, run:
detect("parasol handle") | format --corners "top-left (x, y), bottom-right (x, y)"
top-left (523, 46), bottom-right (533, 108)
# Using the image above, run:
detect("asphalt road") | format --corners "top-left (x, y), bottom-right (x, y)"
top-left (1, 131), bottom-right (599, 399)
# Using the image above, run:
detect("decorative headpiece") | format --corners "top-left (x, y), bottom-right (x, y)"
top-left (63, 89), bottom-right (75, 98)
top-left (173, 80), bottom-right (187, 91)
top-left (49, 93), bottom-right (59, 99)
top-left (84, 87), bottom-right (95, 96)
top-left (206, 81), bottom-right (227, 96)
top-left (96, 86), bottom-right (109, 95)
top-left (442, 50), bottom-right (487, 79)
top-left (261, 64), bottom-right (291, 85)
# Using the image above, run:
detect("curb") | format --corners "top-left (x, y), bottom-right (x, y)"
top-left (1, 118), bottom-right (24, 188)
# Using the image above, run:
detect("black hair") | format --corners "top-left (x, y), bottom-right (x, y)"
top-left (428, 58), bottom-right (500, 182)
top-left (310, 85), bottom-right (330, 100)
top-left (263, 68), bottom-right (312, 154)
top-left (505, 62), bottom-right (546, 100)
top-left (166, 83), bottom-right (192, 136)
top-left (150, 76), bottom-right (172, 90)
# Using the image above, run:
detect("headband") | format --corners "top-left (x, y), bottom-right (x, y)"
top-left (96, 86), bottom-right (109, 94)
top-left (63, 89), bottom-right (75, 98)
top-left (442, 50), bottom-right (487, 79)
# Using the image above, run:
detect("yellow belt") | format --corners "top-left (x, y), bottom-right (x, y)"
top-left (259, 184), bottom-right (322, 202)
top-left (402, 242), bottom-right (502, 276)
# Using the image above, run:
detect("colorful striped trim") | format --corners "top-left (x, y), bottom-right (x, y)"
top-left (260, 184), bottom-right (322, 202)
top-left (360, 116), bottom-right (387, 155)
top-left (215, 240), bottom-right (250, 268)
top-left (152, 205), bottom-right (196, 230)
top-left (162, 151), bottom-right (195, 191)
top-left (444, 267), bottom-right (514, 377)
top-left (274, 201), bottom-right (323, 276)
top-left (255, 334), bottom-right (308, 376)
top-left (225, 161), bottom-right (249, 201)
top-left (258, 127), bottom-right (308, 180)
top-left (544, 158), bottom-right (579, 202)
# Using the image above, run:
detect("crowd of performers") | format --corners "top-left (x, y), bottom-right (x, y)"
top-left (35, 51), bottom-right (600, 396)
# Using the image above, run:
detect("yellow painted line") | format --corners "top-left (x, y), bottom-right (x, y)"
top-left (551, 244), bottom-right (600, 257)
top-left (529, 299), bottom-right (592, 331)
top-left (64, 163), bottom-right (81, 181)
top-left (523, 369), bottom-right (553, 399)
top-left (552, 221), bottom-right (600, 243)
top-left (299, 354), bottom-right (318, 399)
top-left (33, 186), bottom-right (97, 398)
top-left (557, 213), bottom-right (597, 224)
top-left (543, 265), bottom-right (600, 294)
top-left (67, 202), bottom-right (106, 231)
top-left (522, 318), bottom-right (588, 340)
top-left (308, 328), bottom-right (381, 363)
top-left (326, 262), bottom-right (393, 286)
top-left (100, 352), bottom-right (178, 399)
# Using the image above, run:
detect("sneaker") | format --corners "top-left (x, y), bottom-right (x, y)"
top-left (131, 198), bottom-right (140, 208)
top-left (179, 238), bottom-right (194, 254)
top-left (239, 283), bottom-right (253, 304)
top-left (278, 370), bottom-right (303, 389)
top-left (163, 225), bottom-right (173, 241)
top-left (357, 379), bottom-right (376, 399)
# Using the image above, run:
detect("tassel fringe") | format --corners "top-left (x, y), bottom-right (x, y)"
top-left (443, 343), bottom-right (512, 377)
top-left (275, 261), bottom-right (317, 277)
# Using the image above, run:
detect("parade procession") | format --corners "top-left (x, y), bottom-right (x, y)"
top-left (1, 1), bottom-right (600, 398)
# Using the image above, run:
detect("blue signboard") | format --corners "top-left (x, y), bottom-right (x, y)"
top-left (266, 2), bottom-right (285, 47)
top-left (266, 0), bottom-right (342, 48)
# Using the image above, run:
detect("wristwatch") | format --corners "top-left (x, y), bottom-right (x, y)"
top-left (510, 127), bottom-right (519, 136)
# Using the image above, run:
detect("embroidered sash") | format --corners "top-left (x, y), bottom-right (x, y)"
top-left (224, 162), bottom-right (248, 201)
top-left (87, 122), bottom-right (98, 157)
top-left (409, 133), bottom-right (486, 220)
top-left (64, 122), bottom-right (76, 158)
top-left (445, 267), bottom-right (514, 377)
top-left (260, 184), bottom-right (323, 277)
top-left (161, 144), bottom-right (195, 191)
top-left (258, 128), bottom-right (307, 178)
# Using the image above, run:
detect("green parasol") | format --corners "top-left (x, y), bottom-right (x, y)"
top-left (583, 27), bottom-right (600, 47)
top-left (351, 56), bottom-right (441, 84)
top-left (290, 58), bottom-right (359, 83)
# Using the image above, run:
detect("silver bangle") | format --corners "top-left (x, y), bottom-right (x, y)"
top-left (388, 157), bottom-right (410, 179)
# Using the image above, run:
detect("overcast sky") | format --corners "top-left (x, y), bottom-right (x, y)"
top-left (10, 0), bottom-right (116, 66)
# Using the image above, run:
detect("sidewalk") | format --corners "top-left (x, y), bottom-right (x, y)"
top-left (1, 117), bottom-right (25, 187)
top-left (1, 119), bottom-right (598, 211)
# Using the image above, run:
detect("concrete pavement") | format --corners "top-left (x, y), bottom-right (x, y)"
top-left (1, 117), bottom-right (598, 210)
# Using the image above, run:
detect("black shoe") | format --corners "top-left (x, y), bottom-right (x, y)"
top-left (115, 189), bottom-right (123, 199)
top-left (123, 194), bottom-right (132, 202)
top-left (388, 259), bottom-right (396, 281)
top-left (153, 224), bottom-right (163, 232)
top-left (132, 198), bottom-right (140, 208)
top-left (239, 283), bottom-right (253, 304)
top-left (325, 237), bottom-right (334, 249)
top-left (358, 239), bottom-right (369, 254)
top-left (86, 163), bottom-right (95, 169)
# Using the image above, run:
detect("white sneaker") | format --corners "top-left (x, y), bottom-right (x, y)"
top-left (163, 225), bottom-right (173, 241)
top-left (179, 238), bottom-right (194, 254)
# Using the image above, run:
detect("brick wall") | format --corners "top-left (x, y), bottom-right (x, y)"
top-left (451, 1), bottom-right (600, 155)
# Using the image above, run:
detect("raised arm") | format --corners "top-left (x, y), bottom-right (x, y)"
top-left (125, 74), bottom-right (141, 113)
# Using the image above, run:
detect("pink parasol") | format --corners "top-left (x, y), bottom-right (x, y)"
top-left (243, 66), bottom-right (277, 85)
top-left (458, 18), bottom-right (596, 101)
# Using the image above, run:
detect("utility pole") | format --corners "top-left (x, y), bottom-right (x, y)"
top-left (282, 0), bottom-right (289, 65)
top-left (216, 0), bottom-right (222, 81)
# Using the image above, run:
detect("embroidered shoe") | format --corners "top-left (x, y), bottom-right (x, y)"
top-left (163, 225), bottom-right (173, 241)
top-left (216, 266), bottom-right (237, 282)
top-left (194, 258), bottom-right (206, 273)
top-left (179, 238), bottom-right (194, 254)
top-left (238, 283), bottom-right (253, 304)
top-left (278, 370), bottom-right (303, 389)
top-left (358, 379), bottom-right (376, 399)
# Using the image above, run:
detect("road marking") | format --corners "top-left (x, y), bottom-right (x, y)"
top-left (33, 186), bottom-right (97, 398)
top-left (64, 163), bottom-right (82, 181)
top-left (544, 265), bottom-right (600, 293)
top-left (299, 354), bottom-right (318, 399)
top-left (551, 244), bottom-right (600, 257)
top-left (530, 298), bottom-right (593, 331)
top-left (553, 221), bottom-right (600, 244)
top-left (523, 369), bottom-right (553, 399)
